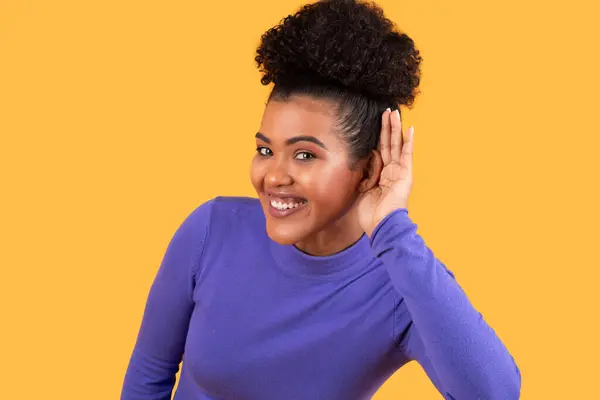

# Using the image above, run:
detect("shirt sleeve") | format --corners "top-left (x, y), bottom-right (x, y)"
top-left (121, 200), bottom-right (214, 400)
top-left (370, 209), bottom-right (521, 400)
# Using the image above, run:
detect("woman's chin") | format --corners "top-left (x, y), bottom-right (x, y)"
top-left (265, 224), bottom-right (306, 246)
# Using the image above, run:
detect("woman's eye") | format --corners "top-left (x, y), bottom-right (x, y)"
top-left (256, 146), bottom-right (272, 156)
top-left (294, 152), bottom-right (315, 161)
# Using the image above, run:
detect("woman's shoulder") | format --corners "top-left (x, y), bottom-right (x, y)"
top-left (204, 195), bottom-right (262, 219)
top-left (210, 195), bottom-right (261, 210)
top-left (188, 195), bottom-right (264, 237)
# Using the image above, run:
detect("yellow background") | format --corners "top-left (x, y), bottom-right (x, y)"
top-left (1, 0), bottom-right (599, 398)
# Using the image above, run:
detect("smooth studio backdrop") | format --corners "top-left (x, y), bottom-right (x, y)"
top-left (1, 0), bottom-right (599, 398)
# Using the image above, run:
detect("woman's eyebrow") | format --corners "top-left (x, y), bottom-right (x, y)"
top-left (255, 132), bottom-right (328, 150)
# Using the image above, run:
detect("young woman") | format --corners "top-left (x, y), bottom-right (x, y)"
top-left (121, 1), bottom-right (521, 399)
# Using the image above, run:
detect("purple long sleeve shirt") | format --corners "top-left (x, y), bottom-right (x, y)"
top-left (121, 196), bottom-right (521, 399)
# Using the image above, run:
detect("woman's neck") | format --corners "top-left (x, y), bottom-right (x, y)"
top-left (293, 205), bottom-right (365, 257)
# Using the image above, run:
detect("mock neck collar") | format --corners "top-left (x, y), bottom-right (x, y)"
top-left (268, 232), bottom-right (374, 280)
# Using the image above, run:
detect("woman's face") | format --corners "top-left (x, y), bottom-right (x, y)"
top-left (250, 95), bottom-right (366, 247)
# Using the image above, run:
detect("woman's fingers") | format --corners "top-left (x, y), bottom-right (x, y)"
top-left (401, 126), bottom-right (414, 174)
top-left (390, 109), bottom-right (403, 163)
top-left (379, 108), bottom-right (392, 165)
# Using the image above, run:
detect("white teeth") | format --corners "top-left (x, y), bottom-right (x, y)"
top-left (270, 199), bottom-right (307, 211)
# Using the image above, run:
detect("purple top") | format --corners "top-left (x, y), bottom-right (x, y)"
top-left (121, 196), bottom-right (520, 399)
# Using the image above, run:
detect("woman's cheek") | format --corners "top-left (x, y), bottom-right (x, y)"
top-left (306, 168), bottom-right (349, 204)
top-left (329, 169), bottom-right (361, 203)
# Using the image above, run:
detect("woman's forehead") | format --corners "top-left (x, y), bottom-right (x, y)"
top-left (260, 97), bottom-right (340, 138)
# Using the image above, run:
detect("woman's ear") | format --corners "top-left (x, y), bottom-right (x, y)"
top-left (359, 149), bottom-right (383, 193)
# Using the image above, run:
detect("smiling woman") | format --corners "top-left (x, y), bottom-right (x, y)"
top-left (251, 96), bottom-right (371, 249)
top-left (121, 0), bottom-right (521, 399)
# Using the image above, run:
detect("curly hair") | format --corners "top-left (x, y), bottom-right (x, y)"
top-left (255, 0), bottom-right (422, 163)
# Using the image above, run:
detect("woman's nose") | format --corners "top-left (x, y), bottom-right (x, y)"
top-left (265, 163), bottom-right (293, 187)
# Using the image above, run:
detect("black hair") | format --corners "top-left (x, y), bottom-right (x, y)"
top-left (255, 0), bottom-right (422, 165)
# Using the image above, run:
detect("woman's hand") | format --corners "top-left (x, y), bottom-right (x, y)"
top-left (358, 108), bottom-right (415, 237)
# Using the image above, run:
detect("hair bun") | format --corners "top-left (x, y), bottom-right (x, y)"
top-left (255, 0), bottom-right (422, 106)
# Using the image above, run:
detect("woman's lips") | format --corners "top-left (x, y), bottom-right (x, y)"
top-left (266, 197), bottom-right (308, 218)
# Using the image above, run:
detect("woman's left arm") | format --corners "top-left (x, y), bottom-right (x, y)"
top-left (370, 208), bottom-right (521, 399)
top-left (359, 109), bottom-right (521, 398)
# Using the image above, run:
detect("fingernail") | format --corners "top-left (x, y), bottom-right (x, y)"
top-left (385, 108), bottom-right (391, 112)
top-left (395, 109), bottom-right (400, 117)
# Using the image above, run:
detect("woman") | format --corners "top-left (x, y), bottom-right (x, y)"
top-left (121, 0), bottom-right (521, 399)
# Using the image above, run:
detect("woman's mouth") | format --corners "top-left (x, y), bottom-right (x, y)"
top-left (267, 197), bottom-right (308, 218)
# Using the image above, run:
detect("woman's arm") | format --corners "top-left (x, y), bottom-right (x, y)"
top-left (121, 200), bottom-right (213, 400)
top-left (370, 209), bottom-right (521, 400)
